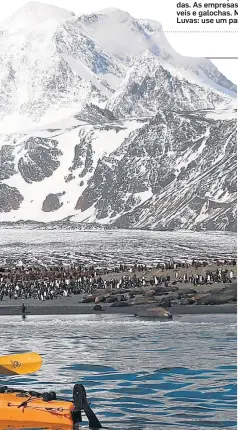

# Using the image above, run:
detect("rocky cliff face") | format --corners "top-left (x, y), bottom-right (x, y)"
top-left (0, 2), bottom-right (236, 230)
top-left (73, 109), bottom-right (237, 231)
top-left (107, 53), bottom-right (233, 118)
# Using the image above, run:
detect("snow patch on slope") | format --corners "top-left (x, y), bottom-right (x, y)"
top-left (61, 54), bottom-right (111, 96)
top-left (0, 119), bottom-right (143, 223)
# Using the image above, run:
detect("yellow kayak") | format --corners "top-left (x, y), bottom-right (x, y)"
top-left (0, 384), bottom-right (101, 428)
top-left (0, 392), bottom-right (74, 425)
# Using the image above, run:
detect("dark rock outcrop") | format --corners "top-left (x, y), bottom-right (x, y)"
top-left (42, 193), bottom-right (64, 212)
top-left (0, 184), bottom-right (24, 212)
top-left (0, 145), bottom-right (16, 180)
top-left (18, 137), bottom-right (62, 183)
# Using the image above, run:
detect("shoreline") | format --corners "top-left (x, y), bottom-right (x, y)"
top-left (0, 264), bottom-right (236, 318)
top-left (0, 302), bottom-right (236, 316)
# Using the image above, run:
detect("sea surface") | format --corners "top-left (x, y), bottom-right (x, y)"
top-left (0, 229), bottom-right (236, 266)
top-left (0, 313), bottom-right (236, 430)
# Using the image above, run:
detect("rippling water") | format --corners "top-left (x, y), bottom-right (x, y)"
top-left (0, 314), bottom-right (236, 429)
top-left (0, 229), bottom-right (236, 266)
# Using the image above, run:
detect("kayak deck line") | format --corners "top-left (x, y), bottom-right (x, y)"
top-left (0, 384), bottom-right (102, 428)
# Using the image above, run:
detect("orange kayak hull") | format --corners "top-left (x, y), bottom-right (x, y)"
top-left (0, 422), bottom-right (71, 430)
top-left (0, 393), bottom-right (74, 426)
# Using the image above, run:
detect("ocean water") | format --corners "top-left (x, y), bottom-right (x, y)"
top-left (0, 229), bottom-right (236, 266)
top-left (0, 313), bottom-right (236, 430)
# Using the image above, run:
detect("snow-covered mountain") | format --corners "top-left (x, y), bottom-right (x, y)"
top-left (0, 2), bottom-right (236, 132)
top-left (0, 2), bottom-right (76, 35)
top-left (79, 8), bottom-right (236, 95)
top-left (73, 108), bottom-right (236, 231)
top-left (107, 52), bottom-right (233, 118)
top-left (0, 2), bottom-right (236, 231)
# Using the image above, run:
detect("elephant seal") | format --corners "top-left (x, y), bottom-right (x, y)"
top-left (131, 296), bottom-right (158, 305)
top-left (110, 301), bottom-right (131, 307)
top-left (95, 295), bottom-right (106, 304)
top-left (135, 306), bottom-right (172, 319)
top-left (81, 295), bottom-right (96, 303)
top-left (197, 284), bottom-right (237, 305)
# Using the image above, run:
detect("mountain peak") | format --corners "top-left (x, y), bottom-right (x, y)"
top-left (97, 8), bottom-right (131, 20)
top-left (0, 1), bottom-right (75, 35)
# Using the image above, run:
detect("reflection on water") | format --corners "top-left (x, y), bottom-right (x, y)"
top-left (0, 314), bottom-right (236, 430)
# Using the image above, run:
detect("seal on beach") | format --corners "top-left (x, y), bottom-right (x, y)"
top-left (110, 301), bottom-right (131, 307)
top-left (197, 284), bottom-right (237, 305)
top-left (95, 295), bottom-right (106, 304)
top-left (135, 306), bottom-right (172, 319)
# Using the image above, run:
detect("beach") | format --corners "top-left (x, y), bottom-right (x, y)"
top-left (0, 269), bottom-right (236, 316)
top-left (0, 301), bottom-right (236, 316)
top-left (0, 253), bottom-right (236, 318)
